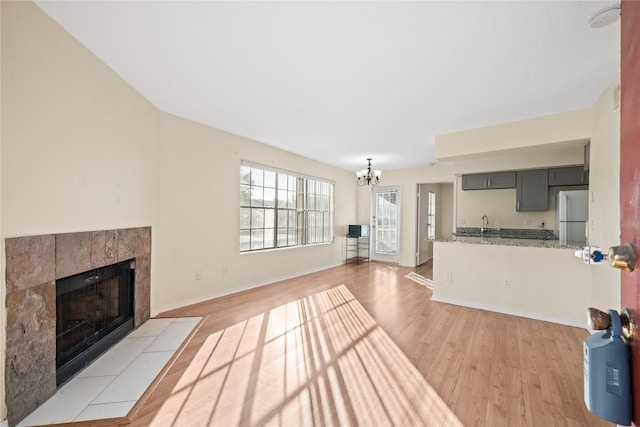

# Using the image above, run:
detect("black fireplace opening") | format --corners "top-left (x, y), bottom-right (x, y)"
top-left (56, 259), bottom-right (135, 386)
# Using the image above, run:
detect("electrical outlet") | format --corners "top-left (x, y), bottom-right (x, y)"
top-left (194, 270), bottom-right (202, 281)
top-left (525, 218), bottom-right (532, 226)
top-left (444, 272), bottom-right (452, 282)
top-left (503, 279), bottom-right (511, 289)
top-left (459, 218), bottom-right (466, 225)
top-left (222, 265), bottom-right (229, 276)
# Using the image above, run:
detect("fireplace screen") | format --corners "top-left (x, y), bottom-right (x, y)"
top-left (56, 259), bottom-right (134, 386)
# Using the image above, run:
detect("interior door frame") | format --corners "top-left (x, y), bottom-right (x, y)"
top-left (370, 185), bottom-right (401, 263)
top-left (415, 181), bottom-right (457, 267)
top-left (416, 184), bottom-right (433, 266)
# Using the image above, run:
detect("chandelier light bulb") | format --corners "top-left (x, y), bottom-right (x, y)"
top-left (356, 158), bottom-right (382, 186)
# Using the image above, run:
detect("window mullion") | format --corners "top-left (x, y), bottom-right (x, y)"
top-left (240, 164), bottom-right (333, 252)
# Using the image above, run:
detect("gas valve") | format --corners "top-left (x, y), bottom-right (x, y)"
top-left (575, 246), bottom-right (607, 264)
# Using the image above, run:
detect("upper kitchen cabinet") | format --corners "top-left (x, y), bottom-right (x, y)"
top-left (548, 166), bottom-right (589, 186)
top-left (462, 171), bottom-right (516, 190)
top-left (516, 169), bottom-right (548, 211)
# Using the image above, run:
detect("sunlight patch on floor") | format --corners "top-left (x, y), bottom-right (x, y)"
top-left (151, 285), bottom-right (461, 426)
top-left (405, 271), bottom-right (434, 289)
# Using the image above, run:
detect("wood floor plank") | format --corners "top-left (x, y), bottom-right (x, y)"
top-left (127, 262), bottom-right (612, 427)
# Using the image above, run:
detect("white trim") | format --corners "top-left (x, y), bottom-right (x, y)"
top-left (430, 295), bottom-right (588, 329)
top-left (370, 185), bottom-right (402, 264)
top-left (151, 261), bottom-right (344, 316)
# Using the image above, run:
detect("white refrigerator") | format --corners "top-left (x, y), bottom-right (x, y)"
top-left (557, 190), bottom-right (588, 245)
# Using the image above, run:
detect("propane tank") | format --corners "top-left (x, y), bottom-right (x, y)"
top-left (584, 309), bottom-right (632, 426)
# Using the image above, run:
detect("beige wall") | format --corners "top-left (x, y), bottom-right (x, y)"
top-left (0, 3), bottom-right (358, 421)
top-left (428, 79), bottom-right (621, 327)
top-left (361, 80), bottom-right (619, 327)
top-left (435, 107), bottom-right (592, 161)
top-left (1, 2), bottom-right (160, 421)
top-left (156, 114), bottom-right (355, 312)
top-left (437, 183), bottom-right (454, 238)
top-left (433, 242), bottom-right (590, 326)
top-left (356, 184), bottom-right (372, 224)
top-left (588, 78), bottom-right (621, 311)
top-left (1, 2), bottom-right (161, 237)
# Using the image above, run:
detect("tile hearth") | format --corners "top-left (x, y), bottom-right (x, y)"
top-left (17, 317), bottom-right (201, 427)
top-left (4, 227), bottom-right (152, 425)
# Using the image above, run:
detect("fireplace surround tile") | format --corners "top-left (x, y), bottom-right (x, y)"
top-left (134, 254), bottom-right (151, 327)
top-left (5, 235), bottom-right (55, 293)
top-left (5, 281), bottom-right (57, 426)
top-left (90, 230), bottom-right (119, 269)
top-left (56, 232), bottom-right (92, 279)
top-left (118, 227), bottom-right (151, 262)
top-left (105, 229), bottom-right (119, 261)
top-left (4, 227), bottom-right (151, 427)
top-left (5, 281), bottom-right (55, 343)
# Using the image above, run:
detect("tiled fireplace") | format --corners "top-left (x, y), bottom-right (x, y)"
top-left (4, 227), bottom-right (151, 426)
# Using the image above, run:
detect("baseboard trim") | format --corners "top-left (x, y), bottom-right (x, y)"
top-left (430, 295), bottom-right (588, 329)
top-left (152, 261), bottom-right (345, 316)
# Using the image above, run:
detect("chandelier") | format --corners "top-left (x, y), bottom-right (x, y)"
top-left (356, 158), bottom-right (382, 186)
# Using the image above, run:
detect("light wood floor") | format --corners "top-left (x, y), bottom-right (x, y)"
top-left (127, 262), bottom-right (610, 427)
top-left (416, 258), bottom-right (433, 279)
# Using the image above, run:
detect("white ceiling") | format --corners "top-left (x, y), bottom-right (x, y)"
top-left (34, 1), bottom-right (620, 173)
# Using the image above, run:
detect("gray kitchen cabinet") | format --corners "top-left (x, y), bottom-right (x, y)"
top-left (462, 171), bottom-right (516, 190)
top-left (549, 166), bottom-right (589, 186)
top-left (461, 173), bottom-right (488, 190)
top-left (516, 169), bottom-right (548, 211)
top-left (487, 171), bottom-right (517, 189)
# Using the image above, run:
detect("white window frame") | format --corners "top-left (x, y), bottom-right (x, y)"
top-left (240, 161), bottom-right (334, 253)
top-left (427, 191), bottom-right (436, 240)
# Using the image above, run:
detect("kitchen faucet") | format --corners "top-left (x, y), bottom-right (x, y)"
top-left (481, 215), bottom-right (489, 233)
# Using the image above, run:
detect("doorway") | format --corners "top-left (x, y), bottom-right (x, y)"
top-left (371, 186), bottom-right (401, 263)
top-left (416, 182), bottom-right (455, 276)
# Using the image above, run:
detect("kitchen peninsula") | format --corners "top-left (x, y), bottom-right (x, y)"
top-left (432, 230), bottom-right (590, 327)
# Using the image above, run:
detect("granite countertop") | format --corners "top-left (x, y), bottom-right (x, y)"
top-left (437, 227), bottom-right (586, 249)
top-left (437, 235), bottom-right (585, 249)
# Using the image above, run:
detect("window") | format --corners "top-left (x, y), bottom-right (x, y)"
top-left (427, 191), bottom-right (436, 240)
top-left (240, 162), bottom-right (334, 252)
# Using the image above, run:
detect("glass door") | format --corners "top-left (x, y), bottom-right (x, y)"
top-left (371, 186), bottom-right (401, 263)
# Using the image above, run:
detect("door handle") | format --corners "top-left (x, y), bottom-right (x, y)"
top-left (588, 306), bottom-right (637, 342)
top-left (609, 243), bottom-right (636, 272)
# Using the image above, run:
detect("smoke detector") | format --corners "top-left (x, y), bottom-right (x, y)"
top-left (590, 4), bottom-right (621, 28)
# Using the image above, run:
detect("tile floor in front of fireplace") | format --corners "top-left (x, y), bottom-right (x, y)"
top-left (18, 317), bottom-right (202, 427)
